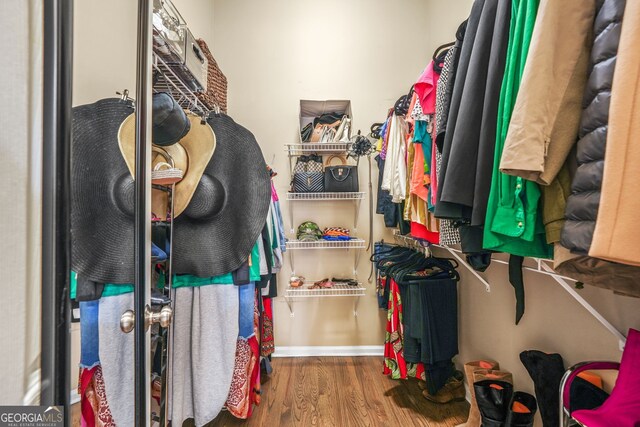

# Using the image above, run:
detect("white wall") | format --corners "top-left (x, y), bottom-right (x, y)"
top-left (73, 0), bottom-right (215, 106)
top-left (213, 0), bottom-right (456, 347)
top-left (0, 0), bottom-right (43, 405)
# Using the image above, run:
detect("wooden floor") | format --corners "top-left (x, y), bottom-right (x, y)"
top-left (72, 357), bottom-right (469, 426)
top-left (209, 357), bottom-right (469, 427)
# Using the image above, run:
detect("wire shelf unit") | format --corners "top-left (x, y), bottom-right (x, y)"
top-left (286, 192), bottom-right (365, 201)
top-left (286, 239), bottom-right (366, 250)
top-left (285, 143), bottom-right (353, 155)
top-left (152, 53), bottom-right (211, 117)
top-left (285, 283), bottom-right (366, 298)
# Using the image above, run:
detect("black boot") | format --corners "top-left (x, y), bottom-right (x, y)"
top-left (474, 380), bottom-right (514, 427)
top-left (505, 391), bottom-right (537, 427)
top-left (519, 350), bottom-right (564, 427)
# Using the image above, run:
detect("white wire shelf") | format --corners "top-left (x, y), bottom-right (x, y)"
top-left (286, 143), bottom-right (353, 155)
top-left (285, 283), bottom-right (366, 298)
top-left (286, 192), bottom-right (365, 201)
top-left (152, 53), bottom-right (211, 117)
top-left (286, 239), bottom-right (366, 250)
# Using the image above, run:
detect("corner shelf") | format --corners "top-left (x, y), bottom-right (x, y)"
top-left (284, 283), bottom-right (366, 317)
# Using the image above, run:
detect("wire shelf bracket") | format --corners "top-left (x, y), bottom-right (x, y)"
top-left (391, 231), bottom-right (626, 349)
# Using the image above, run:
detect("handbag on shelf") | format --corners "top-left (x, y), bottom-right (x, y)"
top-left (301, 122), bottom-right (314, 142)
top-left (333, 115), bottom-right (351, 143)
top-left (310, 119), bottom-right (341, 143)
top-left (324, 155), bottom-right (358, 192)
top-left (292, 155), bottom-right (325, 193)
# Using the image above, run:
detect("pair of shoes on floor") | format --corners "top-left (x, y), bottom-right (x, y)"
top-left (420, 370), bottom-right (466, 404)
top-left (456, 360), bottom-right (537, 427)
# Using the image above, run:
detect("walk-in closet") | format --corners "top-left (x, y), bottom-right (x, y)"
top-left (1, 0), bottom-right (640, 426)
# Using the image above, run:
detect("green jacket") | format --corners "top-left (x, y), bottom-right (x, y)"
top-left (483, 0), bottom-right (553, 259)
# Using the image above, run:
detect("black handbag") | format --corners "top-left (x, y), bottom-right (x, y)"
top-left (292, 155), bottom-right (324, 192)
top-left (324, 155), bottom-right (358, 192)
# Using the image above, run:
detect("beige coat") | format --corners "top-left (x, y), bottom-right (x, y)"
top-left (590, 2), bottom-right (640, 266)
top-left (499, 0), bottom-right (595, 185)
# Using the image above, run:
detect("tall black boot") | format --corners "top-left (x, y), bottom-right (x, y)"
top-left (474, 380), bottom-right (514, 427)
top-left (505, 391), bottom-right (537, 427)
top-left (519, 350), bottom-right (564, 427)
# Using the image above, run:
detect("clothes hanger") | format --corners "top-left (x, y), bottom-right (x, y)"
top-left (432, 41), bottom-right (455, 62)
top-left (376, 248), bottom-right (418, 274)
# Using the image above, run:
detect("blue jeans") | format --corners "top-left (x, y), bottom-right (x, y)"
top-left (238, 282), bottom-right (255, 338)
top-left (80, 300), bottom-right (100, 368)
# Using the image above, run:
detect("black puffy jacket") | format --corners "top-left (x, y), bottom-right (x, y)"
top-left (561, 0), bottom-right (625, 254)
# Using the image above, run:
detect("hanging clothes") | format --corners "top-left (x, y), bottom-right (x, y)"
top-left (590, 0), bottom-right (640, 267)
top-left (483, 0), bottom-right (553, 259)
top-left (381, 114), bottom-right (408, 203)
top-left (434, 47), bottom-right (461, 246)
top-left (499, 0), bottom-right (596, 186)
top-left (436, 0), bottom-right (512, 248)
top-left (375, 245), bottom-right (460, 394)
top-left (498, 0), bottom-right (597, 245)
top-left (554, 0), bottom-right (640, 297)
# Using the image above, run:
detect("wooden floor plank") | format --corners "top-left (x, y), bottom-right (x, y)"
top-left (210, 357), bottom-right (468, 427)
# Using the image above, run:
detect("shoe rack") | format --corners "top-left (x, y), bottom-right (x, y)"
top-left (283, 141), bottom-right (367, 317)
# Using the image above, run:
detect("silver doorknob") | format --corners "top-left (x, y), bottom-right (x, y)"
top-left (146, 305), bottom-right (173, 329)
top-left (120, 310), bottom-right (135, 333)
top-left (120, 305), bottom-right (173, 333)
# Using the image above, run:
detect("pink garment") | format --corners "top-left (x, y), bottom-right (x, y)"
top-left (271, 181), bottom-right (279, 202)
top-left (572, 328), bottom-right (640, 427)
top-left (430, 129), bottom-right (438, 207)
top-left (415, 61), bottom-right (439, 114)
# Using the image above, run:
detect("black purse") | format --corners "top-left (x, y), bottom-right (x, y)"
top-left (324, 155), bottom-right (358, 192)
top-left (292, 155), bottom-right (324, 192)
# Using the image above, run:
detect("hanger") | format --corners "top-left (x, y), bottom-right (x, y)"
top-left (432, 41), bottom-right (455, 62)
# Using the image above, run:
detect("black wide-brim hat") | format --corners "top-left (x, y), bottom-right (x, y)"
top-left (71, 98), bottom-right (136, 284)
top-left (172, 114), bottom-right (271, 277)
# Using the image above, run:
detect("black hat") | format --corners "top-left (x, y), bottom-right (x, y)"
top-left (152, 92), bottom-right (191, 146)
top-left (71, 98), bottom-right (136, 283)
top-left (172, 114), bottom-right (271, 277)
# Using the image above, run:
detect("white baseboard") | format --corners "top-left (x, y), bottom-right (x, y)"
top-left (272, 345), bottom-right (384, 357)
top-left (70, 390), bottom-right (81, 405)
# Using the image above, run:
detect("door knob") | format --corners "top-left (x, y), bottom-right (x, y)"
top-left (120, 305), bottom-right (173, 333)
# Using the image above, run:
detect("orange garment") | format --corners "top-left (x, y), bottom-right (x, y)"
top-left (411, 141), bottom-right (430, 201)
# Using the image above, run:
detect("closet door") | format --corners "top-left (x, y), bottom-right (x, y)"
top-left (117, 1), bottom-right (169, 425)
